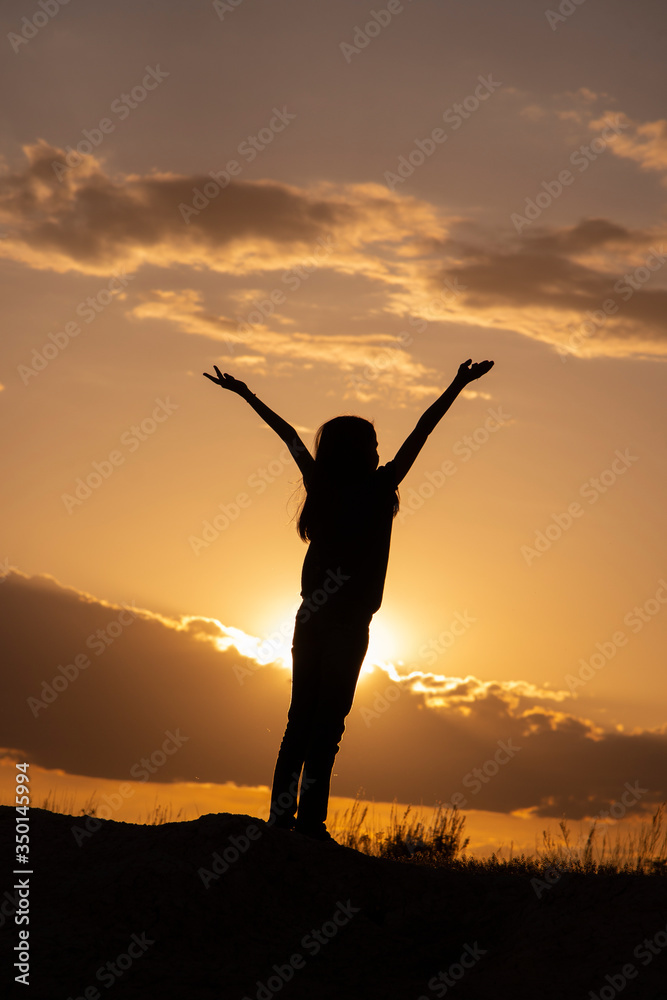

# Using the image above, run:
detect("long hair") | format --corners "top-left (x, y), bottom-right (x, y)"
top-left (296, 415), bottom-right (399, 541)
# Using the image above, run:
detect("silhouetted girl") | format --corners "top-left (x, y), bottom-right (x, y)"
top-left (203, 359), bottom-right (493, 842)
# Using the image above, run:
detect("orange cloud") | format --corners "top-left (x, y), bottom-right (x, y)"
top-left (3, 140), bottom-right (667, 362)
top-left (591, 112), bottom-right (667, 176)
top-left (0, 141), bottom-right (444, 278)
top-left (131, 288), bottom-right (440, 403)
top-left (394, 219), bottom-right (667, 359)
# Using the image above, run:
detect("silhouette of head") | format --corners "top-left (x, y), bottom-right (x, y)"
top-left (296, 416), bottom-right (381, 541)
top-left (313, 415), bottom-right (379, 476)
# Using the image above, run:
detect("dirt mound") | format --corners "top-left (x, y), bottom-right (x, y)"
top-left (1, 806), bottom-right (665, 998)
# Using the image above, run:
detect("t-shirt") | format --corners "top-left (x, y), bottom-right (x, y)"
top-left (299, 461), bottom-right (398, 618)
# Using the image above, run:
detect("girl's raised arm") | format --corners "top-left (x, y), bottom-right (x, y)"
top-left (203, 367), bottom-right (315, 481)
top-left (391, 358), bottom-right (494, 485)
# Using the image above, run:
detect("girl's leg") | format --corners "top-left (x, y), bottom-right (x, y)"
top-left (269, 614), bottom-right (323, 828)
top-left (295, 616), bottom-right (370, 834)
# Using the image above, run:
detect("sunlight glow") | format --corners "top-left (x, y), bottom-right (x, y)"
top-left (213, 624), bottom-right (292, 669)
top-left (362, 618), bottom-right (402, 674)
top-left (217, 606), bottom-right (407, 676)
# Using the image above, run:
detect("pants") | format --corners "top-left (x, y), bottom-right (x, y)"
top-left (269, 602), bottom-right (372, 830)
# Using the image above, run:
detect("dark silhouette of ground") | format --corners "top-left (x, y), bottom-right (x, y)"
top-left (1, 806), bottom-right (667, 998)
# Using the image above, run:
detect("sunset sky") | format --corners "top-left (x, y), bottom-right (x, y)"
top-left (1, 0), bottom-right (666, 853)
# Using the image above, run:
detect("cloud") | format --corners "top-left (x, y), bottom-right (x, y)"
top-left (520, 91), bottom-right (667, 183)
top-left (347, 666), bottom-right (666, 821)
top-left (394, 218), bottom-right (667, 359)
top-left (3, 139), bottom-right (667, 363)
top-left (0, 141), bottom-right (444, 279)
top-left (590, 112), bottom-right (667, 177)
top-left (131, 288), bottom-right (440, 402)
top-left (2, 570), bottom-right (666, 821)
top-left (0, 570), bottom-right (289, 789)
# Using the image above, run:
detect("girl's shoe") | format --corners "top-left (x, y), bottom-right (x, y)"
top-left (294, 821), bottom-right (339, 844)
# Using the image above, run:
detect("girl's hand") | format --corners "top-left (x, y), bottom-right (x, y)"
top-left (456, 358), bottom-right (494, 384)
top-left (202, 366), bottom-right (249, 394)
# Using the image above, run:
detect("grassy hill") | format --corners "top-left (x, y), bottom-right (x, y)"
top-left (1, 805), bottom-right (666, 998)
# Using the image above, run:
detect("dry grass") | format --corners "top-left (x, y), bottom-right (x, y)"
top-left (528, 806), bottom-right (667, 875)
top-left (331, 800), bottom-right (469, 863)
top-left (331, 798), bottom-right (667, 875)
